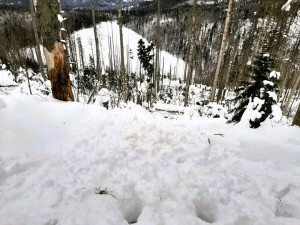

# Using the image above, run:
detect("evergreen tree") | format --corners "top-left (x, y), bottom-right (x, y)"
top-left (137, 39), bottom-right (154, 77)
top-left (228, 53), bottom-right (280, 128)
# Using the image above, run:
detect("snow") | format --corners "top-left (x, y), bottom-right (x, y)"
top-left (281, 0), bottom-right (293, 12)
top-left (74, 21), bottom-right (187, 79)
top-left (95, 88), bottom-right (110, 105)
top-left (241, 97), bottom-right (265, 123)
top-left (57, 14), bottom-right (66, 23)
top-left (0, 70), bottom-right (17, 86)
top-left (0, 95), bottom-right (300, 225)
top-left (263, 80), bottom-right (274, 86)
top-left (270, 70), bottom-right (280, 79)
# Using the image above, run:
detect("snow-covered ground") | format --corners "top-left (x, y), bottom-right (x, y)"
top-left (1, 94), bottom-right (300, 225)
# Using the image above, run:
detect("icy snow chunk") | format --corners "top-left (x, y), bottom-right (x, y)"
top-left (270, 70), bottom-right (280, 79)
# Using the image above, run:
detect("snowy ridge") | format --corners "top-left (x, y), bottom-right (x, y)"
top-left (0, 95), bottom-right (300, 224)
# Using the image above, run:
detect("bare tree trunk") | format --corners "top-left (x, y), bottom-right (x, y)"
top-left (293, 104), bottom-right (300, 126)
top-left (220, 60), bottom-right (232, 101)
top-left (154, 0), bottom-right (161, 98)
top-left (118, 0), bottom-right (127, 102)
top-left (35, 0), bottom-right (74, 101)
top-left (184, 0), bottom-right (197, 107)
top-left (91, 0), bottom-right (102, 82)
top-left (77, 37), bottom-right (85, 70)
top-left (210, 0), bottom-right (233, 102)
top-left (29, 0), bottom-right (46, 80)
top-left (25, 63), bottom-right (32, 95)
top-left (282, 71), bottom-right (300, 116)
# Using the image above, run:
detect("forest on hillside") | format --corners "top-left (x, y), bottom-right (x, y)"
top-left (0, 0), bottom-right (299, 125)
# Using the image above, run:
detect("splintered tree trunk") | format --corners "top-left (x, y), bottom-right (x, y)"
top-left (118, 0), bottom-right (127, 102)
top-left (210, 0), bottom-right (233, 102)
top-left (35, 0), bottom-right (74, 101)
top-left (29, 0), bottom-right (46, 80)
top-left (154, 0), bottom-right (161, 98)
top-left (44, 43), bottom-right (74, 101)
top-left (91, 0), bottom-right (102, 81)
top-left (293, 104), bottom-right (300, 126)
top-left (184, 0), bottom-right (197, 107)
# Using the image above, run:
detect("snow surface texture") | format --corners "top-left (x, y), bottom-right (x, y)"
top-left (74, 21), bottom-right (187, 79)
top-left (1, 95), bottom-right (300, 225)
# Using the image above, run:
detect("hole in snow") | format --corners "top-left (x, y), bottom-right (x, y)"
top-left (44, 218), bottom-right (59, 225)
top-left (118, 196), bottom-right (143, 224)
top-left (194, 199), bottom-right (216, 223)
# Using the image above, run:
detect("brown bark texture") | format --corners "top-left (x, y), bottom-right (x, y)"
top-left (210, 0), bottom-right (233, 102)
top-left (35, 0), bottom-right (74, 101)
top-left (45, 42), bottom-right (74, 101)
top-left (293, 104), bottom-right (300, 126)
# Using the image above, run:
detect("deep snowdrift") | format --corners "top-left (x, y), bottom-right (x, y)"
top-left (0, 95), bottom-right (300, 225)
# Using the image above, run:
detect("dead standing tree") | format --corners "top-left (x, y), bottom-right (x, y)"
top-left (118, 0), bottom-right (127, 102)
top-left (29, 0), bottom-right (46, 80)
top-left (91, 0), bottom-right (102, 82)
top-left (184, 0), bottom-right (197, 107)
top-left (210, 0), bottom-right (233, 102)
top-left (35, 0), bottom-right (74, 101)
top-left (293, 104), bottom-right (300, 126)
top-left (154, 0), bottom-right (161, 99)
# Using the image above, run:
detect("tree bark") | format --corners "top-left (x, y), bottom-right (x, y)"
top-left (293, 104), bottom-right (300, 126)
top-left (154, 0), bottom-right (161, 98)
top-left (282, 71), bottom-right (300, 116)
top-left (118, 0), bottom-right (127, 102)
top-left (35, 0), bottom-right (74, 101)
top-left (44, 42), bottom-right (74, 101)
top-left (184, 0), bottom-right (197, 107)
top-left (210, 0), bottom-right (233, 102)
top-left (29, 0), bottom-right (46, 80)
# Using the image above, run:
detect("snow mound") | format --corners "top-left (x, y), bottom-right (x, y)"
top-left (0, 70), bottom-right (18, 87)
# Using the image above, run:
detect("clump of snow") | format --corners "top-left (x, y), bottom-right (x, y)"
top-left (95, 88), bottom-right (110, 106)
top-left (0, 70), bottom-right (17, 87)
top-left (263, 80), bottom-right (274, 86)
top-left (205, 102), bottom-right (227, 118)
top-left (270, 70), bottom-right (280, 79)
top-left (281, 0), bottom-right (292, 11)
top-left (57, 14), bottom-right (66, 23)
top-left (242, 97), bottom-right (264, 122)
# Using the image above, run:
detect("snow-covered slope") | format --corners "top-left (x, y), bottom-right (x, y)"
top-left (0, 95), bottom-right (300, 225)
top-left (74, 21), bottom-right (187, 79)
